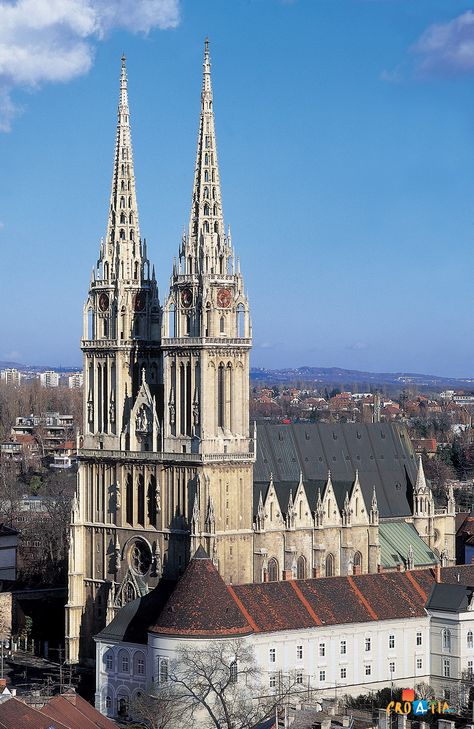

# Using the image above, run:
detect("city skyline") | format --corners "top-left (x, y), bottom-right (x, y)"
top-left (1, 0), bottom-right (474, 376)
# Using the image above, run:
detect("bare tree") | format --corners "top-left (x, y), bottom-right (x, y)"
top-left (0, 459), bottom-right (23, 527)
top-left (157, 638), bottom-right (297, 729)
top-left (129, 689), bottom-right (177, 729)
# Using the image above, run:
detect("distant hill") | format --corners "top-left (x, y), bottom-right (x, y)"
top-left (250, 366), bottom-right (474, 390)
top-left (0, 361), bottom-right (81, 373)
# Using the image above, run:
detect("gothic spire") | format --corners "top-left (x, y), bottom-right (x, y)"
top-left (187, 39), bottom-right (227, 270)
top-left (103, 55), bottom-right (142, 279)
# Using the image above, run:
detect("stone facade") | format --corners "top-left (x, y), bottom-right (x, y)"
top-left (66, 43), bottom-right (457, 664)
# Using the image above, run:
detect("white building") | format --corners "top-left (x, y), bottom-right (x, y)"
top-left (94, 550), bottom-right (474, 720)
top-left (0, 369), bottom-right (21, 386)
top-left (68, 372), bottom-right (83, 389)
top-left (39, 371), bottom-right (60, 388)
top-left (427, 582), bottom-right (474, 703)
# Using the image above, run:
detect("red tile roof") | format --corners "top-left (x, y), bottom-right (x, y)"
top-left (148, 551), bottom-right (474, 638)
top-left (0, 697), bottom-right (69, 729)
top-left (40, 693), bottom-right (117, 729)
top-left (149, 546), bottom-right (253, 637)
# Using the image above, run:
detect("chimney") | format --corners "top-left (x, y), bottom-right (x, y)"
top-left (313, 566), bottom-right (321, 578)
top-left (435, 563), bottom-right (441, 583)
top-left (377, 564), bottom-right (384, 573)
top-left (396, 563), bottom-right (403, 572)
top-left (263, 571), bottom-right (269, 583)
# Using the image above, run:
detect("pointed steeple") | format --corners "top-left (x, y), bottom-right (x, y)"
top-left (187, 39), bottom-right (228, 272)
top-left (414, 456), bottom-right (428, 493)
top-left (102, 55), bottom-right (143, 281)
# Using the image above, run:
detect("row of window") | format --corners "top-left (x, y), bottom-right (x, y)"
top-left (269, 659), bottom-right (424, 688)
top-left (269, 632), bottom-right (418, 663)
top-left (441, 627), bottom-right (474, 652)
top-left (104, 649), bottom-right (145, 676)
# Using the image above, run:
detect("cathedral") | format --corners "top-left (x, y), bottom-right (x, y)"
top-left (66, 42), bottom-right (456, 664)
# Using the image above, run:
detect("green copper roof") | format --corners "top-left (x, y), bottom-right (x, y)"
top-left (379, 521), bottom-right (438, 569)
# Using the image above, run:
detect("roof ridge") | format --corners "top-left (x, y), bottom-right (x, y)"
top-left (347, 575), bottom-right (378, 620)
top-left (227, 585), bottom-right (259, 632)
top-left (289, 579), bottom-right (322, 626)
top-left (405, 570), bottom-right (428, 601)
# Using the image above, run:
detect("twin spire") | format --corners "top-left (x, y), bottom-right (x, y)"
top-left (103, 41), bottom-right (227, 280)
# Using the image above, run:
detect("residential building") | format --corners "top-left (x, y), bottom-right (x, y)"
top-left (0, 369), bottom-right (21, 386)
top-left (68, 372), bottom-right (84, 388)
top-left (39, 370), bottom-right (60, 387)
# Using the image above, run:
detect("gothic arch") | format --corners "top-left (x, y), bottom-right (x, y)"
top-left (325, 553), bottom-right (335, 577)
top-left (353, 551), bottom-right (362, 574)
top-left (296, 555), bottom-right (306, 580)
top-left (268, 557), bottom-right (279, 582)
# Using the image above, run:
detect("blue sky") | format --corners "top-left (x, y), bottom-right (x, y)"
top-left (1, 0), bottom-right (474, 376)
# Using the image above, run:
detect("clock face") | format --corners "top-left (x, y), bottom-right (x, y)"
top-left (134, 292), bottom-right (146, 312)
top-left (181, 287), bottom-right (193, 308)
top-left (98, 293), bottom-right (109, 312)
top-left (217, 287), bottom-right (232, 308)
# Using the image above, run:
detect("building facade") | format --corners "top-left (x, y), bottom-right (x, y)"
top-left (95, 552), bottom-right (474, 719)
top-left (66, 43), bottom-right (457, 664)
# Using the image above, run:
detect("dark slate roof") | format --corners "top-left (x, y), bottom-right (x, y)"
top-left (95, 578), bottom-right (176, 644)
top-left (425, 583), bottom-right (473, 613)
top-left (254, 422), bottom-right (417, 518)
top-left (149, 549), bottom-right (254, 638)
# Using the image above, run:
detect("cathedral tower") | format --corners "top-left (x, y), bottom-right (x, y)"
top-left (161, 40), bottom-right (255, 581)
top-left (66, 58), bottom-right (162, 664)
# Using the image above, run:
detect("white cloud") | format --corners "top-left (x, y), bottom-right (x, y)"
top-left (0, 0), bottom-right (180, 130)
top-left (413, 11), bottom-right (474, 74)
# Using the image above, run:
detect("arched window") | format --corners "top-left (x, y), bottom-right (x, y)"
top-left (237, 305), bottom-right (245, 337)
top-left (204, 170), bottom-right (209, 182)
top-left (129, 212), bottom-right (133, 223)
top-left (119, 229), bottom-right (125, 240)
top-left (204, 221), bottom-right (209, 232)
top-left (117, 695), bottom-right (129, 717)
top-left (119, 649), bottom-right (130, 673)
top-left (297, 555), bottom-right (306, 580)
top-left (120, 212), bottom-right (126, 223)
top-left (220, 316), bottom-right (225, 334)
top-left (268, 557), bottom-right (279, 582)
top-left (214, 221), bottom-right (219, 233)
top-left (218, 363), bottom-right (225, 428)
top-left (104, 650), bottom-right (113, 671)
top-left (353, 551), bottom-right (362, 574)
top-left (104, 261), bottom-right (109, 280)
top-left (121, 180), bottom-right (125, 190)
top-left (134, 651), bottom-right (146, 676)
top-left (205, 153), bottom-right (209, 165)
top-left (120, 196), bottom-right (125, 208)
top-left (213, 204), bottom-right (218, 216)
top-left (125, 582), bottom-right (136, 603)
top-left (442, 628), bottom-right (451, 652)
top-left (325, 553), bottom-right (335, 577)
top-left (204, 203), bottom-right (210, 216)
top-left (130, 229), bottom-right (134, 240)
top-left (230, 660), bottom-right (238, 684)
top-left (105, 696), bottom-right (112, 710)
top-left (134, 261), bottom-right (139, 279)
top-left (212, 187), bottom-right (216, 199)
top-left (468, 631), bottom-right (473, 649)
top-left (204, 186), bottom-right (209, 198)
